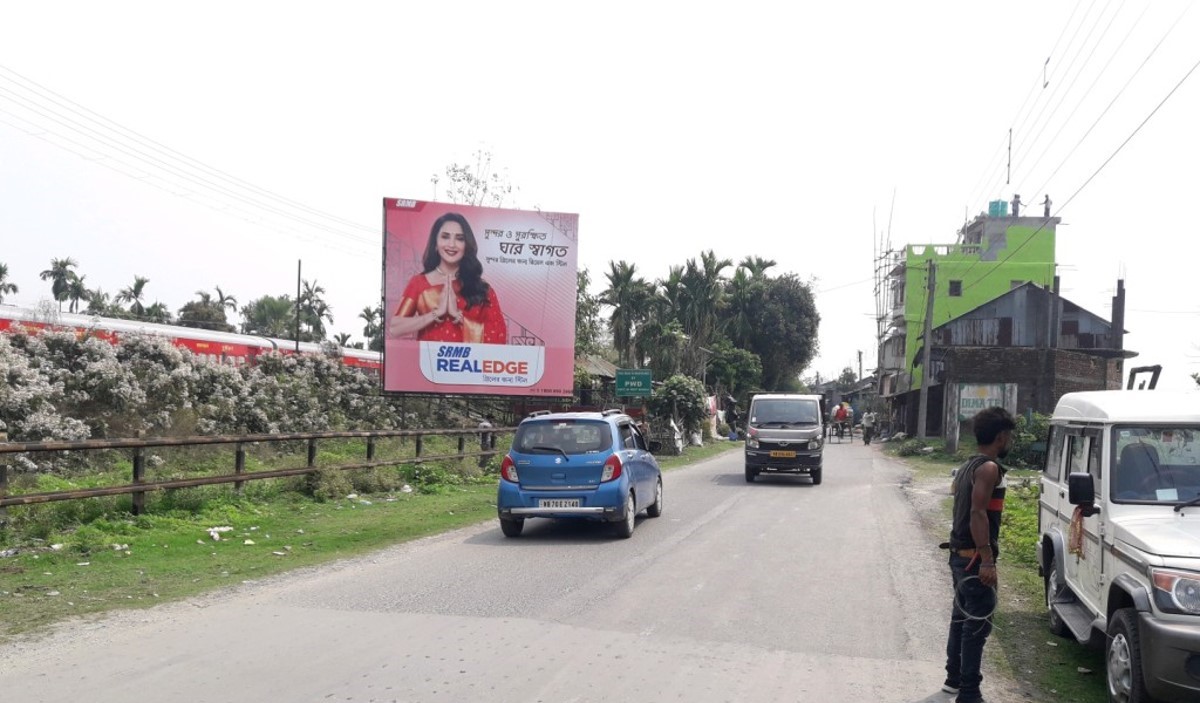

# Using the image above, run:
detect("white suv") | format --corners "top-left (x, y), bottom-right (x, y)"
top-left (1037, 391), bottom-right (1200, 703)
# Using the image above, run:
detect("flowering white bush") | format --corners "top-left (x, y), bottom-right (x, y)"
top-left (0, 329), bottom-right (410, 473)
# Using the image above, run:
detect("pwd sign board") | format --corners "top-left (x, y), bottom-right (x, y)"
top-left (615, 369), bottom-right (652, 397)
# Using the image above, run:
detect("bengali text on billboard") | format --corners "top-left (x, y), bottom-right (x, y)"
top-left (382, 198), bottom-right (578, 397)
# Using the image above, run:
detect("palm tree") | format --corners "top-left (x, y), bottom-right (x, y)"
top-left (299, 279), bottom-right (333, 340)
top-left (333, 332), bottom-right (353, 347)
top-left (0, 262), bottom-right (18, 303)
top-left (359, 304), bottom-right (383, 352)
top-left (599, 261), bottom-right (653, 368)
top-left (39, 257), bottom-right (77, 310)
top-left (724, 268), bottom-right (760, 349)
top-left (85, 288), bottom-right (112, 316)
top-left (116, 276), bottom-right (150, 318)
top-left (65, 273), bottom-right (89, 313)
top-left (677, 251), bottom-right (731, 376)
top-left (214, 286), bottom-right (238, 313)
top-left (739, 256), bottom-right (777, 280)
top-left (143, 301), bottom-right (172, 324)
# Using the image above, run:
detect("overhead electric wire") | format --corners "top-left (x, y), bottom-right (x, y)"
top-left (1025, 1), bottom-right (1194, 207)
top-left (960, 46), bottom-right (1200, 296)
top-left (0, 66), bottom-right (378, 253)
top-left (964, 0), bottom-right (1085, 210)
top-left (1009, 0), bottom-right (1115, 169)
top-left (0, 64), bottom-right (376, 237)
top-left (1013, 2), bottom-right (1150, 198)
top-left (980, 0), bottom-right (1108, 204)
top-left (1010, 0), bottom-right (1127, 191)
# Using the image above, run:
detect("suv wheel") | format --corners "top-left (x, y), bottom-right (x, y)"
top-left (614, 491), bottom-right (636, 539)
top-left (1107, 608), bottom-right (1150, 703)
top-left (499, 518), bottom-right (524, 538)
top-left (646, 479), bottom-right (664, 518)
top-left (744, 465), bottom-right (757, 483)
top-left (1045, 556), bottom-right (1070, 637)
top-left (811, 468), bottom-right (823, 485)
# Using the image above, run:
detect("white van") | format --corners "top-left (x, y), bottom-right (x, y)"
top-left (1037, 390), bottom-right (1200, 703)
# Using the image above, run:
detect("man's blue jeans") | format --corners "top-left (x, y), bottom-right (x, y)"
top-left (945, 552), bottom-right (997, 702)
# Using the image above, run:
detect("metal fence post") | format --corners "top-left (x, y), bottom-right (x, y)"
top-left (367, 437), bottom-right (376, 461)
top-left (415, 434), bottom-right (423, 460)
top-left (234, 442), bottom-right (246, 494)
top-left (307, 439), bottom-right (318, 469)
top-left (457, 433), bottom-right (465, 457)
top-left (132, 430), bottom-right (146, 516)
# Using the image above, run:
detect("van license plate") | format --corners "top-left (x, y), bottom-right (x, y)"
top-left (539, 499), bottom-right (580, 508)
top-left (770, 450), bottom-right (796, 458)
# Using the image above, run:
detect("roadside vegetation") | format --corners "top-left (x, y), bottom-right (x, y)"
top-left (0, 438), bottom-right (734, 642)
top-left (884, 425), bottom-right (1106, 703)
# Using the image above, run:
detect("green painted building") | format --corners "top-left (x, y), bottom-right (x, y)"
top-left (878, 213), bottom-right (1059, 403)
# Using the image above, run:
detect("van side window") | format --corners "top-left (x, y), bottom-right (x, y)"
top-left (1066, 434), bottom-right (1088, 475)
top-left (1044, 426), bottom-right (1065, 480)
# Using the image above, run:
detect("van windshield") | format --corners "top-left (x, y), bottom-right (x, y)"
top-left (1111, 426), bottom-right (1200, 504)
top-left (751, 399), bottom-right (821, 427)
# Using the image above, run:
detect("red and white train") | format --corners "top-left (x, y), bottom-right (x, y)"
top-left (0, 305), bottom-right (382, 372)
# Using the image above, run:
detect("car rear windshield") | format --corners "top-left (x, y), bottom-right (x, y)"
top-left (513, 420), bottom-right (613, 455)
top-left (750, 399), bottom-right (821, 426)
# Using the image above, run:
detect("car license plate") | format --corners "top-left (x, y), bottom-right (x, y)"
top-left (770, 450), bottom-right (797, 458)
top-left (539, 498), bottom-right (580, 508)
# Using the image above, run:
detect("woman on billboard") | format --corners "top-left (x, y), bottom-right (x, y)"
top-left (388, 212), bottom-right (508, 344)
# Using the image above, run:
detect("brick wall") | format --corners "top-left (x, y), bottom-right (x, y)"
top-left (942, 347), bottom-right (1113, 415)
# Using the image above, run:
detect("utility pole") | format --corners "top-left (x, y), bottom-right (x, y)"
top-left (295, 259), bottom-right (302, 352)
top-left (857, 350), bottom-right (863, 383)
top-left (917, 260), bottom-right (936, 438)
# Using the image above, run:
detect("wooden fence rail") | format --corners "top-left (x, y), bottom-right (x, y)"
top-left (0, 427), bottom-right (513, 514)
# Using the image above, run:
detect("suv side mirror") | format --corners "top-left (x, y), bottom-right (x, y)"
top-left (1068, 472), bottom-right (1097, 509)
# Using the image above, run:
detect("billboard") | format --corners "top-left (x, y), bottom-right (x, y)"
top-left (382, 198), bottom-right (578, 397)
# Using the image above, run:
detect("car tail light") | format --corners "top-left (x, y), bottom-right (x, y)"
top-left (600, 454), bottom-right (623, 482)
top-left (500, 456), bottom-right (519, 483)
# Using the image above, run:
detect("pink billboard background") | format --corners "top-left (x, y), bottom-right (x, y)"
top-left (382, 198), bottom-right (579, 397)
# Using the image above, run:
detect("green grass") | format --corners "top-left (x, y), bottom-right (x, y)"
top-left (0, 437), bottom-right (732, 642)
top-left (883, 440), bottom-right (1106, 703)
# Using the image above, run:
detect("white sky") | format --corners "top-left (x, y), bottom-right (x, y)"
top-left (2, 0), bottom-right (1198, 391)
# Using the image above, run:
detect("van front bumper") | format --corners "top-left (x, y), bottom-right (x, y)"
top-left (744, 449), bottom-right (822, 471)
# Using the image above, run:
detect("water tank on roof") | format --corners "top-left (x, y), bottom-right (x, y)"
top-left (988, 200), bottom-right (1009, 217)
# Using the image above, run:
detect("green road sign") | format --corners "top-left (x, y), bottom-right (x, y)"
top-left (615, 369), bottom-right (652, 397)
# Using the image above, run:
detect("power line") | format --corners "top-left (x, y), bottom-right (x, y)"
top-left (1012, 2), bottom-right (1150, 197)
top-left (1010, 0), bottom-right (1127, 191)
top-left (965, 0), bottom-right (1086, 209)
top-left (0, 65), bottom-right (378, 253)
top-left (0, 64), bottom-right (376, 236)
top-left (1009, 0), bottom-right (1117, 170)
top-left (961, 45), bottom-right (1200, 297)
top-left (1025, 1), bottom-right (1193, 206)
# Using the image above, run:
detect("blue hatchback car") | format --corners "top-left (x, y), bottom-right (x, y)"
top-left (497, 410), bottom-right (663, 538)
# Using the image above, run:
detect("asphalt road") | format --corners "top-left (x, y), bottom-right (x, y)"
top-left (0, 441), bottom-right (965, 703)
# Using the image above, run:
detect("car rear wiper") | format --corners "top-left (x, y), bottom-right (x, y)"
top-left (1174, 494), bottom-right (1200, 512)
top-left (531, 445), bottom-right (570, 461)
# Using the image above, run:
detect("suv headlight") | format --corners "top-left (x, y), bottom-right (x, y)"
top-left (1151, 568), bottom-right (1200, 615)
top-left (809, 436), bottom-right (823, 450)
top-left (746, 436), bottom-right (759, 449)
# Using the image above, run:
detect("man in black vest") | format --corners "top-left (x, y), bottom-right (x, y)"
top-left (943, 406), bottom-right (1015, 703)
